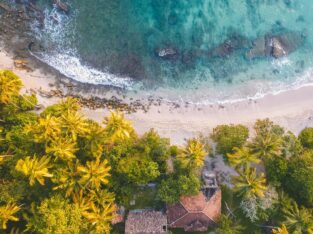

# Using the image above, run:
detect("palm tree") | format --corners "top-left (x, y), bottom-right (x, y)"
top-left (53, 161), bottom-right (82, 197)
top-left (232, 166), bottom-right (267, 199)
top-left (78, 159), bottom-right (111, 191)
top-left (0, 70), bottom-right (22, 104)
top-left (283, 201), bottom-right (313, 234)
top-left (25, 115), bottom-right (61, 143)
top-left (216, 214), bottom-right (244, 234)
top-left (0, 203), bottom-right (21, 230)
top-left (46, 137), bottom-right (77, 161)
top-left (57, 97), bottom-right (81, 114)
top-left (85, 122), bottom-right (107, 158)
top-left (272, 224), bottom-right (289, 234)
top-left (249, 133), bottom-right (282, 159)
top-left (82, 202), bottom-right (116, 234)
top-left (15, 155), bottom-right (53, 186)
top-left (103, 111), bottom-right (135, 143)
top-left (178, 138), bottom-right (206, 169)
top-left (60, 110), bottom-right (89, 141)
top-left (227, 146), bottom-right (261, 169)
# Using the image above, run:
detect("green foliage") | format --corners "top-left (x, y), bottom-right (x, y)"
top-left (16, 94), bottom-right (38, 111)
top-left (283, 152), bottom-right (313, 207)
top-left (216, 214), bottom-right (244, 234)
top-left (25, 195), bottom-right (88, 234)
top-left (211, 124), bottom-right (249, 155)
top-left (298, 127), bottom-right (313, 149)
top-left (158, 173), bottom-right (200, 203)
top-left (117, 154), bottom-right (160, 185)
top-left (265, 156), bottom-right (288, 187)
top-left (281, 201), bottom-right (313, 234)
top-left (0, 70), bottom-right (22, 104)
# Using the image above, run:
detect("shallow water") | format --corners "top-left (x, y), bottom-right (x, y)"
top-left (15, 0), bottom-right (313, 102)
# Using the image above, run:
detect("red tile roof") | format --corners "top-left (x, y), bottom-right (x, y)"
top-left (167, 189), bottom-right (221, 232)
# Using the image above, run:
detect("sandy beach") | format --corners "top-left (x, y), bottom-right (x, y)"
top-left (1, 47), bottom-right (313, 145)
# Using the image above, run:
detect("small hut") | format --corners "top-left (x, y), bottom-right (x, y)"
top-left (125, 210), bottom-right (167, 234)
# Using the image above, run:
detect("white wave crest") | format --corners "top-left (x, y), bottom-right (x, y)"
top-left (31, 52), bottom-right (134, 88)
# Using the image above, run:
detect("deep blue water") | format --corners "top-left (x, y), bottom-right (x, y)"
top-left (16, 0), bottom-right (313, 102)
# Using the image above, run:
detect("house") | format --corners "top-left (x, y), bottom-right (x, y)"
top-left (167, 173), bottom-right (221, 232)
top-left (125, 210), bottom-right (167, 234)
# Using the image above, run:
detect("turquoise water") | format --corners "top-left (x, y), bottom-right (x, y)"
top-left (28, 0), bottom-right (313, 102)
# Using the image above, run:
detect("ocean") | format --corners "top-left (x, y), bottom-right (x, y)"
top-left (13, 0), bottom-right (313, 103)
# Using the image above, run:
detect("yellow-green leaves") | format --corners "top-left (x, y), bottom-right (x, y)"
top-left (178, 138), bottom-right (206, 169)
top-left (25, 115), bottom-right (61, 143)
top-left (78, 159), bottom-right (111, 191)
top-left (227, 146), bottom-right (261, 169)
top-left (0, 70), bottom-right (22, 104)
top-left (232, 166), bottom-right (267, 199)
top-left (46, 137), bottom-right (77, 161)
top-left (103, 111), bottom-right (135, 143)
top-left (15, 156), bottom-right (53, 186)
top-left (0, 203), bottom-right (21, 230)
top-left (272, 224), bottom-right (289, 234)
top-left (60, 110), bottom-right (89, 141)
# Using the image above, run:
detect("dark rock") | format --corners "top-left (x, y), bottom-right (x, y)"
top-left (155, 47), bottom-right (178, 60)
top-left (246, 32), bottom-right (304, 59)
top-left (211, 34), bottom-right (250, 58)
top-left (271, 32), bottom-right (304, 58)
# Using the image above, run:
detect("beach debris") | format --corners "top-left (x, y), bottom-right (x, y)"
top-left (155, 46), bottom-right (179, 60)
top-left (14, 59), bottom-right (33, 72)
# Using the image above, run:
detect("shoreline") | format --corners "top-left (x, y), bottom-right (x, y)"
top-left (1, 47), bottom-right (313, 144)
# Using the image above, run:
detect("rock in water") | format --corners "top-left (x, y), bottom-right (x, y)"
top-left (271, 37), bottom-right (286, 58)
top-left (246, 32), bottom-right (304, 59)
top-left (155, 47), bottom-right (178, 60)
top-left (271, 32), bottom-right (304, 58)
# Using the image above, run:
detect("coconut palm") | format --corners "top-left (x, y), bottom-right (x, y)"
top-left (178, 138), bottom-right (206, 169)
top-left (57, 97), bottom-right (81, 114)
top-left (272, 224), bottom-right (289, 234)
top-left (103, 111), bottom-right (135, 143)
top-left (60, 110), bottom-right (89, 141)
top-left (85, 122), bottom-right (107, 158)
top-left (249, 133), bottom-right (282, 159)
top-left (216, 214), bottom-right (244, 234)
top-left (82, 202), bottom-right (116, 234)
top-left (78, 159), bottom-right (111, 191)
top-left (46, 137), bottom-right (77, 161)
top-left (53, 161), bottom-right (82, 197)
top-left (0, 203), bottom-right (21, 230)
top-left (25, 115), bottom-right (61, 143)
top-left (227, 146), bottom-right (261, 169)
top-left (0, 70), bottom-right (22, 104)
top-left (232, 166), bottom-right (267, 199)
top-left (283, 201), bottom-right (313, 234)
top-left (15, 155), bottom-right (53, 186)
